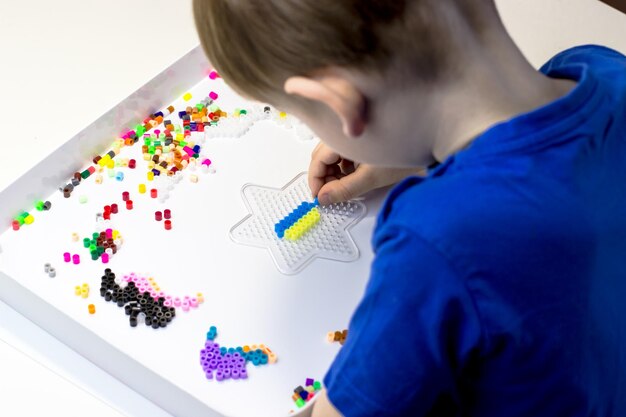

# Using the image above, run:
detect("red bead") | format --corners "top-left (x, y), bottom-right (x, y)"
top-left (111, 203), bottom-right (119, 214)
top-left (150, 189), bottom-right (158, 198)
top-left (155, 211), bottom-right (162, 221)
top-left (126, 200), bottom-right (133, 210)
top-left (163, 209), bottom-right (171, 219)
top-left (128, 159), bottom-right (136, 169)
top-left (88, 166), bottom-right (96, 174)
top-left (104, 205), bottom-right (111, 213)
top-left (164, 220), bottom-right (172, 230)
top-left (103, 212), bottom-right (111, 220)
top-left (122, 191), bottom-right (130, 201)
top-left (12, 220), bottom-right (20, 231)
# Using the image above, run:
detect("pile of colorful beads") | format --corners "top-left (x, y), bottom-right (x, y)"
top-left (99, 268), bottom-right (176, 329)
top-left (199, 326), bottom-right (277, 381)
top-left (326, 329), bottom-right (348, 346)
top-left (292, 378), bottom-right (322, 409)
top-left (121, 272), bottom-right (203, 312)
top-left (83, 228), bottom-right (122, 263)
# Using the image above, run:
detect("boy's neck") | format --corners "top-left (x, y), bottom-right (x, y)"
top-left (427, 11), bottom-right (578, 163)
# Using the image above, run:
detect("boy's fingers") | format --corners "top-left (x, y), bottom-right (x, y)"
top-left (308, 145), bottom-right (343, 196)
top-left (317, 168), bottom-right (373, 206)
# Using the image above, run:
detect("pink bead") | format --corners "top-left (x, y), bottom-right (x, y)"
top-left (201, 158), bottom-right (212, 166)
top-left (106, 228), bottom-right (113, 239)
top-left (63, 252), bottom-right (71, 262)
top-left (174, 297), bottom-right (181, 307)
top-left (164, 300), bottom-right (172, 307)
top-left (209, 91), bottom-right (218, 100)
top-left (182, 301), bottom-right (190, 312)
top-left (72, 254), bottom-right (80, 265)
top-left (101, 253), bottom-right (109, 264)
top-left (190, 298), bottom-right (198, 308)
top-left (208, 70), bottom-right (219, 80)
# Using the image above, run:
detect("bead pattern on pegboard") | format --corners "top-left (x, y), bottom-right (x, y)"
top-left (230, 172), bottom-right (366, 274)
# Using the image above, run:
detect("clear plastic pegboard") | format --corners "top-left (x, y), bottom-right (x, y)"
top-left (230, 172), bottom-right (366, 275)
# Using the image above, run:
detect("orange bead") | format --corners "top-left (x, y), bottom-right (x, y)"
top-left (88, 304), bottom-right (96, 314)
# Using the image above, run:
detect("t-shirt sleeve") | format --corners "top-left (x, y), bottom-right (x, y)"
top-left (324, 225), bottom-right (484, 417)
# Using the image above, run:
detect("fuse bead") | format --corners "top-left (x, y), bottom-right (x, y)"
top-left (163, 209), bottom-right (171, 219)
top-left (138, 183), bottom-right (147, 194)
top-left (155, 211), bottom-right (162, 221)
top-left (164, 220), bottom-right (172, 230)
top-left (88, 304), bottom-right (96, 314)
top-left (72, 254), bottom-right (80, 265)
top-left (122, 191), bottom-right (130, 201)
top-left (150, 189), bottom-right (158, 198)
top-left (126, 200), bottom-right (134, 210)
top-left (11, 220), bottom-right (20, 231)
top-left (183, 92), bottom-right (193, 101)
top-left (111, 203), bottom-right (119, 214)
top-left (63, 252), bottom-right (71, 262)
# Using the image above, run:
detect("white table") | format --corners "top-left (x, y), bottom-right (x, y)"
top-left (0, 1), bottom-right (624, 416)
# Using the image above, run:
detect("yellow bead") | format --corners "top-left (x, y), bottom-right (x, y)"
top-left (24, 215), bottom-right (34, 225)
top-left (138, 184), bottom-right (146, 194)
top-left (74, 286), bottom-right (82, 296)
top-left (183, 92), bottom-right (193, 101)
top-left (147, 172), bottom-right (154, 181)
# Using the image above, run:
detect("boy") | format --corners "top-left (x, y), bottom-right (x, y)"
top-left (193, 1), bottom-right (626, 416)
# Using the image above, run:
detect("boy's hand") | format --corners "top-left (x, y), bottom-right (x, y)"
top-left (308, 143), bottom-right (424, 205)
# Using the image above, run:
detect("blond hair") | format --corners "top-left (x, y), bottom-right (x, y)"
top-left (193, 0), bottom-right (492, 105)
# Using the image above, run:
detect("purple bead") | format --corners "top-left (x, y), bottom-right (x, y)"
top-left (223, 369), bottom-right (231, 379)
top-left (240, 369), bottom-right (248, 379)
top-left (205, 371), bottom-right (213, 380)
top-left (216, 370), bottom-right (224, 381)
top-left (209, 359), bottom-right (218, 369)
top-left (232, 369), bottom-right (240, 379)
top-left (217, 363), bottom-right (225, 370)
top-left (306, 378), bottom-right (314, 386)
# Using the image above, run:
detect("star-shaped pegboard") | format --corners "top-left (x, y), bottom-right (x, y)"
top-left (230, 172), bottom-right (366, 275)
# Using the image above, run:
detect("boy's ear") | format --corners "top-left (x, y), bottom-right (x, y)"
top-left (284, 73), bottom-right (367, 138)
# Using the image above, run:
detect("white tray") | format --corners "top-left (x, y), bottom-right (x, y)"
top-left (0, 46), bottom-right (383, 417)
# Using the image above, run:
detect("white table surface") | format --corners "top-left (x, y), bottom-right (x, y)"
top-left (1, 1), bottom-right (625, 416)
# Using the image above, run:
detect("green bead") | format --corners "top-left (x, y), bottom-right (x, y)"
top-left (313, 381), bottom-right (322, 391)
top-left (91, 251), bottom-right (99, 261)
top-left (148, 146), bottom-right (156, 154)
top-left (83, 238), bottom-right (90, 248)
top-left (144, 138), bottom-right (152, 146)
top-left (97, 246), bottom-right (105, 255)
top-left (89, 244), bottom-right (96, 252)
top-left (35, 201), bottom-right (45, 211)
top-left (240, 109), bottom-right (247, 115)
top-left (92, 232), bottom-right (99, 239)
top-left (154, 140), bottom-right (161, 147)
top-left (81, 169), bottom-right (90, 179)
top-left (295, 398), bottom-right (305, 408)
top-left (179, 141), bottom-right (187, 147)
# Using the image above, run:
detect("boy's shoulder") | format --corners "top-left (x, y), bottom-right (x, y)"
top-left (375, 44), bottom-right (626, 252)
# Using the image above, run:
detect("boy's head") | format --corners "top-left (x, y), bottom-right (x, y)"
top-left (193, 0), bottom-right (499, 167)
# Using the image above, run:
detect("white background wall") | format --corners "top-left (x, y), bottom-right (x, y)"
top-left (0, 1), bottom-right (625, 416)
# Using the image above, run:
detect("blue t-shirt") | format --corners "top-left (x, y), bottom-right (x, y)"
top-left (324, 45), bottom-right (626, 417)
